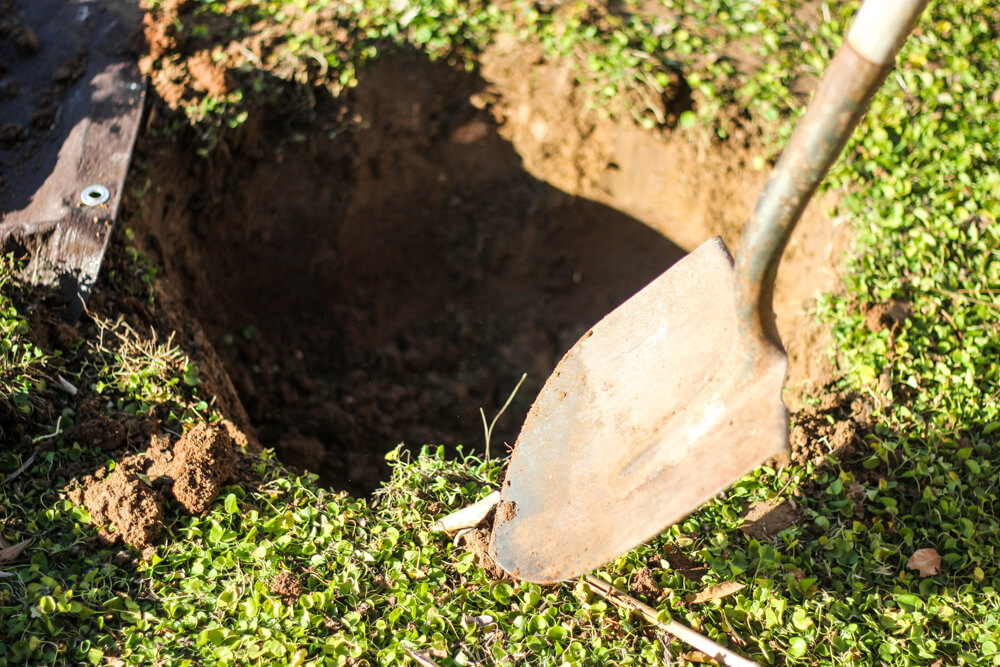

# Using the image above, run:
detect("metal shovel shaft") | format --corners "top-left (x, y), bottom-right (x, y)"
top-left (734, 0), bottom-right (928, 377)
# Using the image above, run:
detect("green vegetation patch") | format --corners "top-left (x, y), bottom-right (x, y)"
top-left (0, 262), bottom-right (52, 420)
top-left (4, 0), bottom-right (1000, 665)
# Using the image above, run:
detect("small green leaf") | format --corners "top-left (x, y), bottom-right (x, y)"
top-left (492, 582), bottom-right (514, 604)
top-left (791, 608), bottom-right (813, 631)
top-left (788, 636), bottom-right (808, 657)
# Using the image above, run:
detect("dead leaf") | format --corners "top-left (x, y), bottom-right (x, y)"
top-left (0, 570), bottom-right (14, 578)
top-left (685, 580), bottom-right (746, 604)
top-left (907, 548), bottom-right (942, 577)
top-left (0, 538), bottom-right (31, 563)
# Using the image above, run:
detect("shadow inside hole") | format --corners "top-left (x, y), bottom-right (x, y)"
top-left (133, 51), bottom-right (689, 495)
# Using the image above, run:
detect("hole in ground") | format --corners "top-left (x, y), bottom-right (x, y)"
top-left (128, 49), bottom-right (848, 495)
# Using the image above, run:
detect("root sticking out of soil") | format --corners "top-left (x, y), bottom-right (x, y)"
top-left (125, 46), bottom-right (849, 495)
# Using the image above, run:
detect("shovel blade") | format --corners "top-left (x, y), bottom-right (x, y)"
top-left (489, 237), bottom-right (789, 583)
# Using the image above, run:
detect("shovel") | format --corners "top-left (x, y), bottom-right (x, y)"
top-left (489, 0), bottom-right (929, 583)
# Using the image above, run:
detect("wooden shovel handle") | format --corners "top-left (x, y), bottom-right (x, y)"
top-left (732, 0), bottom-right (928, 371)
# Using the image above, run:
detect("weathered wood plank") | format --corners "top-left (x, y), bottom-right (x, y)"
top-left (1, 0), bottom-right (145, 321)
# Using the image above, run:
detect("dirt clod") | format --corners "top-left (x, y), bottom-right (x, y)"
top-left (629, 567), bottom-right (662, 598)
top-left (187, 50), bottom-right (230, 96)
top-left (71, 463), bottom-right (165, 549)
top-left (864, 299), bottom-right (912, 333)
top-left (149, 423), bottom-right (236, 514)
top-left (67, 420), bottom-right (248, 550)
top-left (271, 571), bottom-right (303, 603)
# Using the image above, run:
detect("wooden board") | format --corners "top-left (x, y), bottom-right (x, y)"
top-left (0, 0), bottom-right (145, 321)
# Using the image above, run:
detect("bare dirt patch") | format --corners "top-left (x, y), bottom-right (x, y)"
top-left (125, 40), bottom-right (850, 494)
top-left (662, 544), bottom-right (708, 581)
top-left (739, 500), bottom-right (798, 541)
top-left (789, 392), bottom-right (872, 468)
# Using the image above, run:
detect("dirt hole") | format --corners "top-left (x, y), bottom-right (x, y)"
top-left (128, 46), bottom-right (849, 495)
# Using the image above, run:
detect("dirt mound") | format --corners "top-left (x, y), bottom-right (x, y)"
top-left (68, 421), bottom-right (242, 550)
top-left (739, 500), bottom-right (798, 540)
top-left (126, 43), bottom-right (849, 494)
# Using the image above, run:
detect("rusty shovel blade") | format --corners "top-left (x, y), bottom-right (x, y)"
top-left (488, 237), bottom-right (788, 584)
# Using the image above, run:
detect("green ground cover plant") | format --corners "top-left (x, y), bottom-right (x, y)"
top-left (3, 0), bottom-right (1000, 664)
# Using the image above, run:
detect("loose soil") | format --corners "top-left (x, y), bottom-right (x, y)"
top-left (270, 571), bottom-right (304, 604)
top-left (459, 528), bottom-right (507, 581)
top-left (67, 421), bottom-right (243, 550)
top-left (789, 392), bottom-right (872, 468)
top-left (629, 567), bottom-right (662, 599)
top-left (122, 34), bottom-right (851, 495)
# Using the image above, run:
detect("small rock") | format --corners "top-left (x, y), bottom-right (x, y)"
top-left (450, 120), bottom-right (490, 144)
top-left (11, 25), bottom-right (39, 55)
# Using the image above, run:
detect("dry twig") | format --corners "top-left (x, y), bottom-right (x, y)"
top-left (403, 647), bottom-right (444, 667)
top-left (582, 574), bottom-right (759, 667)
